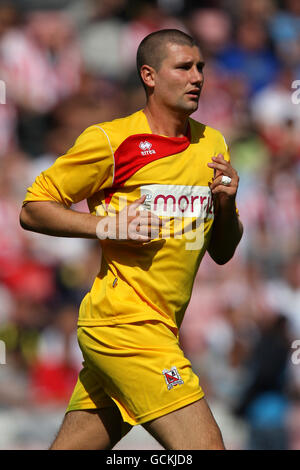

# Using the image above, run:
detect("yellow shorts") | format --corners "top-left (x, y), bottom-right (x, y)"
top-left (66, 321), bottom-right (204, 426)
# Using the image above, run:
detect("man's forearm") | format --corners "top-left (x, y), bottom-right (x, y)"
top-left (20, 201), bottom-right (100, 239)
top-left (208, 195), bottom-right (243, 265)
top-left (20, 195), bottom-right (161, 242)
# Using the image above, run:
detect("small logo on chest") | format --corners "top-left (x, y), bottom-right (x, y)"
top-left (139, 140), bottom-right (156, 156)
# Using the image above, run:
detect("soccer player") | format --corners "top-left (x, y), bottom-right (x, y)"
top-left (20, 29), bottom-right (243, 450)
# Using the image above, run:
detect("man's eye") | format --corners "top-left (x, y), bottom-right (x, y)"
top-left (178, 65), bottom-right (190, 70)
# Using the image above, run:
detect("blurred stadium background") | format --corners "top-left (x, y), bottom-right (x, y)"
top-left (0, 0), bottom-right (299, 450)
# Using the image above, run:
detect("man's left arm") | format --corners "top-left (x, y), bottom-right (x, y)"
top-left (207, 154), bottom-right (243, 265)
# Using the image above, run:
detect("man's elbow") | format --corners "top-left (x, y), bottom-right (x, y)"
top-left (210, 251), bottom-right (235, 265)
top-left (19, 205), bottom-right (35, 231)
top-left (208, 241), bottom-right (241, 265)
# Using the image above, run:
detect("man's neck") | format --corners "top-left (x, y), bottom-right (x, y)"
top-left (143, 103), bottom-right (190, 138)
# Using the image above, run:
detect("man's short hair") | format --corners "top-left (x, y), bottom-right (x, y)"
top-left (136, 29), bottom-right (198, 92)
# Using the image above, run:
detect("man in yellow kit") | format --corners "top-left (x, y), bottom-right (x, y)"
top-left (20, 29), bottom-right (243, 450)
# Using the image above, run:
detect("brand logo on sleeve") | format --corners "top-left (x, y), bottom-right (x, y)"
top-left (139, 141), bottom-right (156, 156)
top-left (162, 366), bottom-right (184, 390)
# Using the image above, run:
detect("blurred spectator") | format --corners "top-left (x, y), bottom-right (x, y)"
top-left (0, 9), bottom-right (82, 155)
top-left (188, 8), bottom-right (232, 58)
top-left (0, 10), bottom-right (82, 113)
top-left (240, 176), bottom-right (299, 275)
top-left (29, 303), bottom-right (81, 405)
top-left (234, 315), bottom-right (291, 450)
top-left (0, 3), bottom-right (21, 155)
top-left (79, 0), bottom-right (127, 78)
top-left (0, 2), bottom-right (20, 37)
top-left (239, 0), bottom-right (276, 22)
top-left (251, 66), bottom-right (300, 133)
top-left (265, 257), bottom-right (300, 338)
top-left (0, 102), bottom-right (18, 157)
top-left (269, 0), bottom-right (300, 68)
top-left (120, 0), bottom-right (186, 75)
top-left (217, 18), bottom-right (280, 96)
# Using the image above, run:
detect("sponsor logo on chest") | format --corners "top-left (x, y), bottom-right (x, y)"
top-left (140, 184), bottom-right (213, 218)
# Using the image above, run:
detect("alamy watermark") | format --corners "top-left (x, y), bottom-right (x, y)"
top-left (95, 190), bottom-right (213, 251)
top-left (291, 340), bottom-right (300, 365)
top-left (291, 80), bottom-right (300, 105)
top-left (0, 80), bottom-right (6, 104)
top-left (0, 340), bottom-right (6, 364)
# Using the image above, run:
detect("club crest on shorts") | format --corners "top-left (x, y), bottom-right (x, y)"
top-left (162, 366), bottom-right (184, 390)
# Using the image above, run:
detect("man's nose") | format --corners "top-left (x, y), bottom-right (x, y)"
top-left (190, 66), bottom-right (203, 85)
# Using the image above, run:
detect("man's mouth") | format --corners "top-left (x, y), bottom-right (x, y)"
top-left (186, 89), bottom-right (201, 99)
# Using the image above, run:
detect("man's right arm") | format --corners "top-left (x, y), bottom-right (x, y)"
top-left (20, 196), bottom-right (163, 242)
top-left (20, 201), bottom-right (101, 239)
top-left (20, 126), bottom-right (162, 242)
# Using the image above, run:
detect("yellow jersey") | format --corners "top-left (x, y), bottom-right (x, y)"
top-left (23, 109), bottom-right (230, 330)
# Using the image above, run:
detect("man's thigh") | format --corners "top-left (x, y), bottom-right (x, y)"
top-left (50, 407), bottom-right (132, 450)
top-left (142, 397), bottom-right (225, 450)
top-left (78, 322), bottom-right (205, 426)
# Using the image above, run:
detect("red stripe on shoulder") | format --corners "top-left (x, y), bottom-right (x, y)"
top-left (104, 131), bottom-right (191, 207)
top-left (114, 132), bottom-right (190, 186)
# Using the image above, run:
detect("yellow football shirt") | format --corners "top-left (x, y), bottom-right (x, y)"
top-left (23, 109), bottom-right (230, 330)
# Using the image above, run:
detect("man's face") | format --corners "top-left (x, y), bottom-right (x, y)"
top-left (152, 42), bottom-right (204, 115)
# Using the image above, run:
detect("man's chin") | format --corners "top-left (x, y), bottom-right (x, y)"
top-left (181, 101), bottom-right (199, 115)
top-left (189, 101), bottom-right (199, 111)
top-left (172, 99), bottom-right (199, 115)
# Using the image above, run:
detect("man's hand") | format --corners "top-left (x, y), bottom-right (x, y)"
top-left (97, 195), bottom-right (164, 242)
top-left (207, 153), bottom-right (239, 199)
top-left (206, 153), bottom-right (243, 264)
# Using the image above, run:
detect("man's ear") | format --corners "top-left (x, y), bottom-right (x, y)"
top-left (140, 65), bottom-right (155, 90)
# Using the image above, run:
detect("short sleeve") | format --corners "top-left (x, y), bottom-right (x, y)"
top-left (23, 125), bottom-right (114, 207)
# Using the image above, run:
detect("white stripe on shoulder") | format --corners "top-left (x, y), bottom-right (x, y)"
top-left (221, 134), bottom-right (228, 151)
top-left (93, 125), bottom-right (115, 185)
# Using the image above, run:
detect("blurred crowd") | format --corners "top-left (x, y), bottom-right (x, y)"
top-left (0, 0), bottom-right (299, 450)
